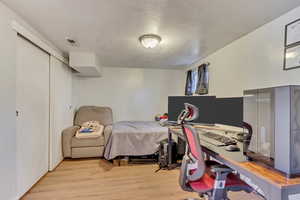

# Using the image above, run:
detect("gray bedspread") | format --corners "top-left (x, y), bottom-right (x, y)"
top-left (104, 121), bottom-right (168, 160)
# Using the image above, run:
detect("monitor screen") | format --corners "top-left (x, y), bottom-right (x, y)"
top-left (215, 97), bottom-right (243, 127)
top-left (168, 96), bottom-right (216, 124)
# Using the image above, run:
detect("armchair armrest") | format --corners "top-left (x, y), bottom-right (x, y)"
top-left (62, 125), bottom-right (80, 158)
top-left (104, 125), bottom-right (112, 146)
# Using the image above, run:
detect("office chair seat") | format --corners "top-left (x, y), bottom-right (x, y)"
top-left (189, 173), bottom-right (214, 192)
top-left (189, 171), bottom-right (250, 193)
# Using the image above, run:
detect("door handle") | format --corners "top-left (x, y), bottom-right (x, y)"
top-left (16, 110), bottom-right (19, 117)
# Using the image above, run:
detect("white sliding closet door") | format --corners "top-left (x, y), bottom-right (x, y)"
top-left (49, 56), bottom-right (73, 171)
top-left (16, 35), bottom-right (50, 197)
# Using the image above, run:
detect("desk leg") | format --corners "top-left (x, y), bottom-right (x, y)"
top-left (264, 186), bottom-right (282, 200)
top-left (200, 147), bottom-right (297, 200)
top-left (233, 166), bottom-right (284, 200)
top-left (282, 185), bottom-right (300, 200)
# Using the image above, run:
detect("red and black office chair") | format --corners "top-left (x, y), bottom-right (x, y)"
top-left (178, 103), bottom-right (253, 200)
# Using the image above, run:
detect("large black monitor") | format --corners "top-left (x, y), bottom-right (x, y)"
top-left (168, 96), bottom-right (216, 124)
top-left (215, 97), bottom-right (243, 127)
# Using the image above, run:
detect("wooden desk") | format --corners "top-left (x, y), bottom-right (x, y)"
top-left (170, 125), bottom-right (300, 200)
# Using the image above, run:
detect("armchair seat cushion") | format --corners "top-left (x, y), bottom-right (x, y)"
top-left (75, 121), bottom-right (104, 139)
top-left (71, 135), bottom-right (105, 148)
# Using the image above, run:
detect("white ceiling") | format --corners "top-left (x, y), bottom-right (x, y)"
top-left (3, 0), bottom-right (300, 69)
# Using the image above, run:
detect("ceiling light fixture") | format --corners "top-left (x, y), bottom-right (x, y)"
top-left (139, 34), bottom-right (161, 48)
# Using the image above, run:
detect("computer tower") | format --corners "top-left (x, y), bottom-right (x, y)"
top-left (244, 85), bottom-right (300, 177)
top-left (158, 139), bottom-right (177, 168)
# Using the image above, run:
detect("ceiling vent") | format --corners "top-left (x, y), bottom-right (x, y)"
top-left (66, 37), bottom-right (78, 47)
top-left (69, 52), bottom-right (102, 77)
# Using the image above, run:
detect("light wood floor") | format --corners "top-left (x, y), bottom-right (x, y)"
top-left (22, 159), bottom-right (263, 200)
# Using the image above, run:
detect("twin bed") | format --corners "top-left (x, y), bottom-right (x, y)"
top-left (104, 121), bottom-right (169, 160)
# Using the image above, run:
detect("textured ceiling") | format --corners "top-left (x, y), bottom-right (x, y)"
top-left (3, 0), bottom-right (300, 69)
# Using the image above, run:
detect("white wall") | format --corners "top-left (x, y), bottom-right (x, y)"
top-left (73, 67), bottom-right (185, 121)
top-left (0, 2), bottom-right (65, 199)
top-left (49, 56), bottom-right (73, 171)
top-left (189, 6), bottom-right (300, 98)
top-left (0, 3), bottom-right (17, 200)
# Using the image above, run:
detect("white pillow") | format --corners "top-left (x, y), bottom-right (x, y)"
top-left (75, 121), bottom-right (104, 139)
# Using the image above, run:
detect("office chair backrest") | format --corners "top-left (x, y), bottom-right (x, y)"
top-left (182, 125), bottom-right (206, 181)
top-left (177, 103), bottom-right (199, 124)
top-left (178, 103), bottom-right (205, 181)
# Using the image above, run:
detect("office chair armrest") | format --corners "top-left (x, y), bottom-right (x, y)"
top-left (211, 165), bottom-right (233, 174)
top-left (188, 168), bottom-right (204, 181)
top-left (186, 160), bottom-right (205, 181)
top-left (211, 165), bottom-right (236, 199)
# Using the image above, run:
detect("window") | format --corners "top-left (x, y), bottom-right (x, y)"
top-left (185, 63), bottom-right (209, 95)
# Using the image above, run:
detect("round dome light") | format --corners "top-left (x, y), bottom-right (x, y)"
top-left (139, 34), bottom-right (161, 48)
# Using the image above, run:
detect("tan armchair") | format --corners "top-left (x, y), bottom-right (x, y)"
top-left (62, 106), bottom-right (113, 158)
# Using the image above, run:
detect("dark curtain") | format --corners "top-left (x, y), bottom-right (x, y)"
top-left (196, 63), bottom-right (209, 95)
top-left (185, 70), bottom-right (193, 95)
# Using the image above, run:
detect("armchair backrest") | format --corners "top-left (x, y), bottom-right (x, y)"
top-left (74, 106), bottom-right (113, 126)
